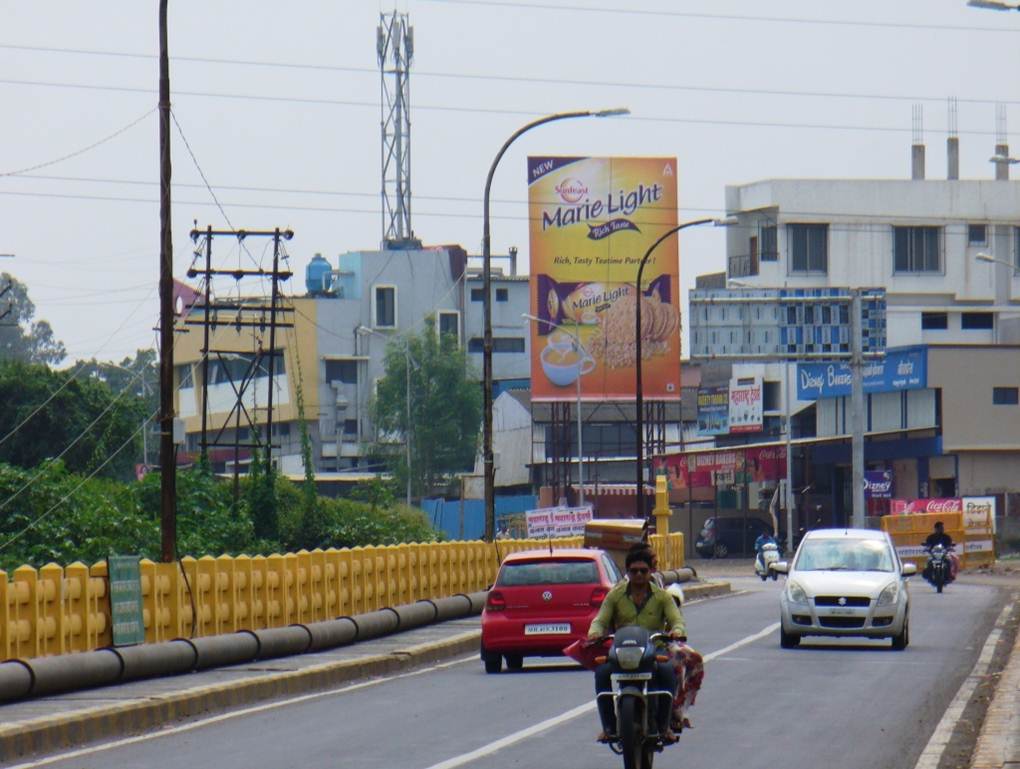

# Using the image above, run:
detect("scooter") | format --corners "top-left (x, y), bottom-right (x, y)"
top-left (924, 543), bottom-right (955, 593)
top-left (755, 541), bottom-right (781, 582)
top-left (596, 627), bottom-right (677, 769)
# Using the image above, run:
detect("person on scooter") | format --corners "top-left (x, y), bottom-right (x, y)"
top-left (587, 549), bottom-right (685, 744)
top-left (922, 521), bottom-right (959, 581)
top-left (754, 527), bottom-right (778, 575)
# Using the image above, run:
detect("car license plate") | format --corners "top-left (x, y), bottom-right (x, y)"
top-left (829, 608), bottom-right (857, 616)
top-left (612, 673), bottom-right (652, 682)
top-left (524, 623), bottom-right (571, 635)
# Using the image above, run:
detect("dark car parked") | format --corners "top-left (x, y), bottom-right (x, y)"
top-left (695, 516), bottom-right (773, 558)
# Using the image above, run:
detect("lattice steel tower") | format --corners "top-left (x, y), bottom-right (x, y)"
top-left (378, 11), bottom-right (419, 249)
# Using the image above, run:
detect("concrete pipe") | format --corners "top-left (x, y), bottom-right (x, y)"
top-left (184, 632), bottom-right (259, 671)
top-left (0, 660), bottom-right (34, 702)
top-left (112, 640), bottom-right (197, 682)
top-left (350, 609), bottom-right (399, 641)
top-left (431, 594), bottom-right (472, 621)
top-left (462, 591), bottom-right (487, 615)
top-left (28, 649), bottom-right (123, 697)
top-left (305, 617), bottom-right (358, 652)
top-left (255, 626), bottom-right (312, 660)
top-left (388, 601), bottom-right (437, 632)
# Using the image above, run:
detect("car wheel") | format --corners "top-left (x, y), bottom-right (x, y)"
top-left (505, 654), bottom-right (524, 671)
top-left (483, 648), bottom-right (503, 673)
top-left (780, 622), bottom-right (800, 649)
top-left (891, 616), bottom-right (909, 651)
top-left (713, 542), bottom-right (729, 559)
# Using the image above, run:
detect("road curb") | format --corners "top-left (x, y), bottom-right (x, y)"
top-left (683, 580), bottom-right (732, 601)
top-left (0, 630), bottom-right (482, 764)
top-left (970, 603), bottom-right (1020, 769)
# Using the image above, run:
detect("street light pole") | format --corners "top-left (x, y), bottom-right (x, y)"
top-left (482, 107), bottom-right (628, 542)
top-left (850, 289), bottom-right (866, 529)
top-left (523, 313), bottom-right (589, 508)
top-left (634, 218), bottom-right (715, 520)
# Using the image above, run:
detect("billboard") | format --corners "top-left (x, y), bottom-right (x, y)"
top-left (657, 445), bottom-right (787, 488)
top-left (697, 386), bottom-right (730, 435)
top-left (528, 156), bottom-right (680, 402)
top-left (728, 376), bottom-right (763, 433)
top-left (796, 346), bottom-right (926, 400)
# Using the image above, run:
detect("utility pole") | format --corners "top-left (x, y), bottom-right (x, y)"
top-left (158, 0), bottom-right (176, 564)
top-left (850, 289), bottom-right (866, 528)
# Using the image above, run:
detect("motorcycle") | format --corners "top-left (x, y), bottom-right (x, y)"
top-left (755, 541), bottom-right (781, 582)
top-left (924, 543), bottom-right (955, 593)
top-left (596, 626), bottom-right (677, 769)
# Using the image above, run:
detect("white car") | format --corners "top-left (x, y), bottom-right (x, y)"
top-left (773, 528), bottom-right (916, 650)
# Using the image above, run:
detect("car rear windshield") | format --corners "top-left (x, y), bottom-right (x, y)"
top-left (496, 559), bottom-right (600, 586)
top-left (795, 538), bottom-right (894, 572)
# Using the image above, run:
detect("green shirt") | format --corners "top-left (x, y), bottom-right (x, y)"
top-left (587, 580), bottom-right (686, 639)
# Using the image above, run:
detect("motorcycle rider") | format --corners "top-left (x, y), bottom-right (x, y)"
top-left (922, 521), bottom-right (959, 581)
top-left (588, 548), bottom-right (685, 743)
top-left (754, 527), bottom-right (779, 575)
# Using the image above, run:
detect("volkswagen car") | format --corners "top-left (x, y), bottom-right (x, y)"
top-left (773, 528), bottom-right (916, 650)
top-left (480, 548), bottom-right (621, 673)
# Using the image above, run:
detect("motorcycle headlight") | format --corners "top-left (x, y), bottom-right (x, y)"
top-left (876, 582), bottom-right (899, 606)
top-left (615, 646), bottom-right (644, 671)
top-left (787, 580), bottom-right (809, 605)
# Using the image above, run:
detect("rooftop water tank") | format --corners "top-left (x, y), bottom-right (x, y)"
top-left (306, 253), bottom-right (333, 295)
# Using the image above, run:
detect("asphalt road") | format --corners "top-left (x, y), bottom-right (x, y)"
top-left (10, 576), bottom-right (1004, 769)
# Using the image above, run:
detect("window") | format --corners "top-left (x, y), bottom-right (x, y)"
top-left (969, 224), bottom-right (987, 245)
top-left (496, 287), bottom-right (509, 302)
top-left (993, 387), bottom-right (1019, 405)
top-left (1015, 227), bottom-right (1020, 269)
top-left (373, 285), bottom-right (396, 328)
top-left (763, 380), bottom-right (780, 411)
top-left (962, 312), bottom-right (994, 330)
top-left (761, 225), bottom-right (778, 261)
top-left (342, 418), bottom-right (359, 436)
top-left (894, 226), bottom-right (941, 273)
top-left (470, 288), bottom-right (484, 302)
top-left (175, 364), bottom-right (193, 388)
top-left (209, 352), bottom-right (284, 385)
top-left (437, 310), bottom-right (460, 344)
top-left (921, 312), bottom-right (948, 330)
top-left (788, 223), bottom-right (828, 273)
top-left (325, 359), bottom-right (358, 384)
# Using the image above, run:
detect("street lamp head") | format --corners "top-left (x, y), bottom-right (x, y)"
top-left (713, 216), bottom-right (740, 227)
top-left (594, 107), bottom-right (630, 118)
top-left (976, 252), bottom-right (996, 263)
top-left (990, 154), bottom-right (1020, 165)
top-left (968, 0), bottom-right (1020, 9)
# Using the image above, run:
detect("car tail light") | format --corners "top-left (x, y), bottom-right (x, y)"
top-left (486, 590), bottom-right (506, 612)
top-left (590, 586), bottom-right (609, 608)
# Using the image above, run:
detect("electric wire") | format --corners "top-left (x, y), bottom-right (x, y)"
top-left (0, 109), bottom-right (155, 177)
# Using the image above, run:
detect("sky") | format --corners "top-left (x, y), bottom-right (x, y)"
top-left (1, 0), bottom-right (1018, 365)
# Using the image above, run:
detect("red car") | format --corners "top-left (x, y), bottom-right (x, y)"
top-left (480, 548), bottom-right (623, 673)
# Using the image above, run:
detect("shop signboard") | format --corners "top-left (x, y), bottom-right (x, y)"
top-left (796, 346), bottom-right (926, 400)
top-left (656, 445), bottom-right (787, 489)
top-left (696, 386), bottom-right (730, 435)
top-left (728, 376), bottom-right (763, 433)
top-left (528, 156), bottom-right (681, 402)
top-left (525, 505), bottom-right (593, 538)
top-left (890, 497), bottom-right (962, 515)
top-left (864, 470), bottom-right (893, 499)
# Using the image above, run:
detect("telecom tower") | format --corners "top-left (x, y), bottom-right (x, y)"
top-left (378, 11), bottom-right (420, 250)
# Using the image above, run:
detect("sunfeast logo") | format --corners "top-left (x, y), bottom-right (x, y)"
top-left (541, 182), bottom-right (663, 231)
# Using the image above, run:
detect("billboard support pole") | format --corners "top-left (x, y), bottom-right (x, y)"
top-left (851, 289), bottom-right (866, 528)
top-left (635, 218), bottom-right (714, 524)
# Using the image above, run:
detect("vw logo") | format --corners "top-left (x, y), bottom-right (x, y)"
top-left (542, 590), bottom-right (553, 601)
top-left (837, 597), bottom-right (847, 606)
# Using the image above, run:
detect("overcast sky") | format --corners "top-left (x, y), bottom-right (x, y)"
top-left (1, 0), bottom-right (1018, 365)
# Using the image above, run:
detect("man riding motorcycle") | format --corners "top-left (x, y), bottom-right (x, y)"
top-left (922, 521), bottom-right (959, 582)
top-left (588, 548), bottom-right (685, 744)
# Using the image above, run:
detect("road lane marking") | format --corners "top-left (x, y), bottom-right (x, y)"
top-left (4, 654), bottom-right (478, 769)
top-left (912, 595), bottom-right (1017, 769)
top-left (419, 622), bottom-right (780, 769)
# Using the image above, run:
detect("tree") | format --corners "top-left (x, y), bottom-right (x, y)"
top-left (0, 273), bottom-right (65, 365)
top-left (371, 318), bottom-right (482, 498)
top-left (0, 361), bottom-right (147, 481)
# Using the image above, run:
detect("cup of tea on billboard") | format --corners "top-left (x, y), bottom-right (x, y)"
top-left (541, 340), bottom-right (595, 387)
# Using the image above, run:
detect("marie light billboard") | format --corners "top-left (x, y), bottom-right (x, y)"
top-left (527, 157), bottom-right (681, 402)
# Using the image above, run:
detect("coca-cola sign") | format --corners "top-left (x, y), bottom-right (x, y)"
top-left (890, 498), bottom-right (963, 515)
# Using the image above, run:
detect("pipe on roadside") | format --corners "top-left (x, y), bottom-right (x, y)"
top-left (660, 568), bottom-right (695, 585)
top-left (387, 601), bottom-right (437, 631)
top-left (180, 632), bottom-right (259, 671)
top-left (0, 660), bottom-right (34, 702)
top-left (112, 640), bottom-right (197, 682)
top-left (349, 609), bottom-right (399, 641)
top-left (305, 617), bottom-right (358, 651)
top-left (27, 649), bottom-right (123, 697)
top-left (462, 591), bottom-right (487, 614)
top-left (254, 626), bottom-right (313, 660)
top-left (431, 594), bottom-right (473, 621)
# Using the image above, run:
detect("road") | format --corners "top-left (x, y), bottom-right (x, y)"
top-left (8, 576), bottom-right (1004, 769)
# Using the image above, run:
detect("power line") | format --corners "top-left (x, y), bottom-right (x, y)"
top-left (0, 79), bottom-right (1013, 137)
top-left (0, 109), bottom-right (155, 177)
top-left (422, 0), bottom-right (1020, 34)
top-left (3, 43), bottom-right (1017, 107)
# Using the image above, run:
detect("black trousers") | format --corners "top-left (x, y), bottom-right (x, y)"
top-left (594, 661), bottom-right (676, 735)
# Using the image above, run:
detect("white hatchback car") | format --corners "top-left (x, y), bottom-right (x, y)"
top-left (773, 528), bottom-right (916, 650)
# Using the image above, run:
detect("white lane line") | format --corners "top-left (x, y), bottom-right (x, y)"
top-left (912, 594), bottom-right (1017, 769)
top-left (420, 622), bottom-right (780, 769)
top-left (5, 654), bottom-right (479, 769)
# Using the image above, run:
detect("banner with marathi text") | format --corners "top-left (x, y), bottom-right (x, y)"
top-left (528, 156), bottom-right (680, 402)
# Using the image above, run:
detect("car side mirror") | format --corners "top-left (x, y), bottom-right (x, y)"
top-left (772, 561), bottom-right (789, 574)
top-left (901, 563), bottom-right (917, 578)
